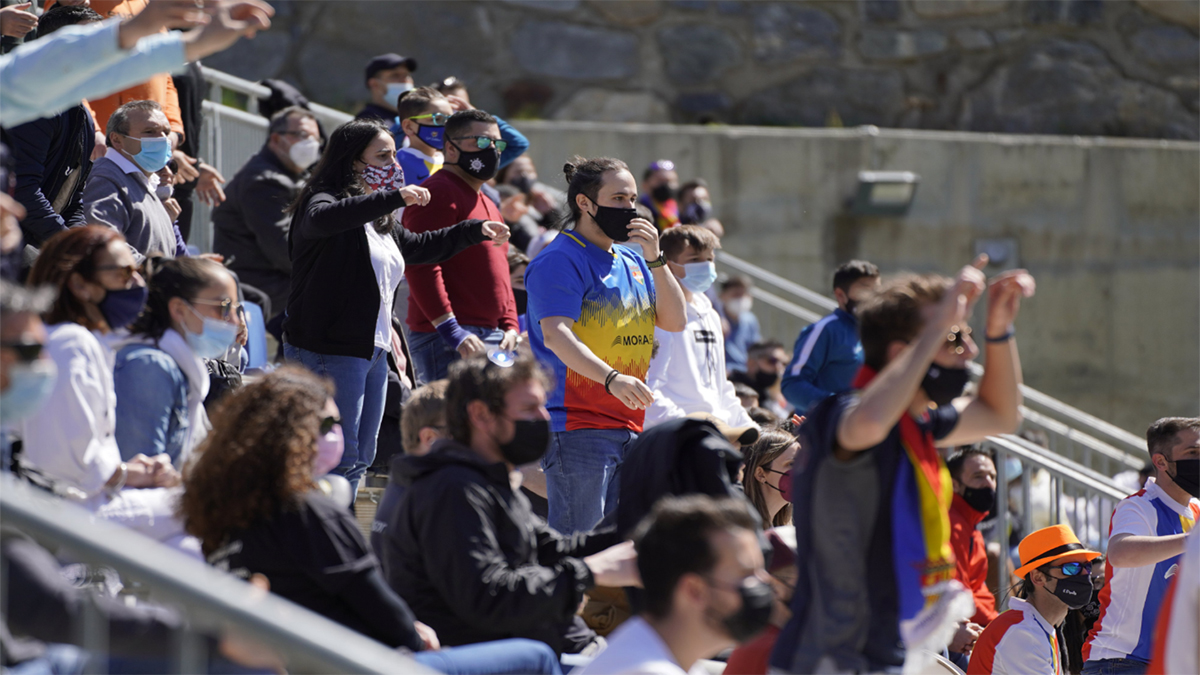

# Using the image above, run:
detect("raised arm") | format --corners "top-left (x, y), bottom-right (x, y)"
top-left (626, 217), bottom-right (686, 332)
top-left (837, 259), bottom-right (987, 453)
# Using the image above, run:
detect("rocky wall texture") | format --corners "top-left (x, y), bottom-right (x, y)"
top-left (206, 0), bottom-right (1199, 139)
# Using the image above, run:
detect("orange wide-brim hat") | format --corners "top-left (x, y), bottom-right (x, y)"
top-left (1014, 524), bottom-right (1102, 578)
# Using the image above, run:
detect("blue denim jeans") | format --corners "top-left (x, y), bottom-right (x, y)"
top-left (408, 325), bottom-right (503, 385)
top-left (284, 344), bottom-right (388, 495)
top-left (1082, 658), bottom-right (1148, 675)
top-left (541, 428), bottom-right (638, 535)
top-left (413, 638), bottom-right (561, 675)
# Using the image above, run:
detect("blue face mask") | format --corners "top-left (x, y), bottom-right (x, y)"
top-left (386, 82), bottom-right (414, 106)
top-left (183, 303), bottom-right (239, 359)
top-left (99, 285), bottom-right (148, 329)
top-left (416, 124), bottom-right (444, 150)
top-left (680, 261), bottom-right (718, 294)
top-left (0, 359), bottom-right (57, 427)
top-left (123, 134), bottom-right (172, 173)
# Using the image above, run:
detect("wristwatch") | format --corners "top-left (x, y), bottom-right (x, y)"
top-left (646, 254), bottom-right (667, 269)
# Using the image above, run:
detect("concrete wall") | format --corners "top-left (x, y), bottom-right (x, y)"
top-left (513, 121), bottom-right (1200, 433)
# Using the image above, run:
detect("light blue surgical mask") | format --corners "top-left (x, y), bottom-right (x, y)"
top-left (680, 261), bottom-right (718, 294)
top-left (386, 82), bottom-right (414, 105)
top-left (123, 134), bottom-right (172, 173)
top-left (183, 303), bottom-right (239, 359)
top-left (0, 360), bottom-right (57, 427)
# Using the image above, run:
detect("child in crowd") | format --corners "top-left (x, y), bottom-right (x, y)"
top-left (394, 87), bottom-right (453, 187)
top-left (644, 226), bottom-right (757, 433)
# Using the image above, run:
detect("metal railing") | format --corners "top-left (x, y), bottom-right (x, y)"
top-left (1, 475), bottom-right (431, 674)
top-left (201, 66), bottom-right (353, 132)
top-left (714, 250), bottom-right (1149, 474)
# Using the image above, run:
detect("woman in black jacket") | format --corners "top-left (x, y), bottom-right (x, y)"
top-left (283, 118), bottom-right (508, 495)
top-left (179, 368), bottom-right (561, 674)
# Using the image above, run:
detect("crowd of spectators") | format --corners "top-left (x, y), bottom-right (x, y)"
top-left (0, 3), bottom-right (1197, 675)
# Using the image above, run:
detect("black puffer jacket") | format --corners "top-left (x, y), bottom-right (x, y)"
top-left (375, 441), bottom-right (618, 653)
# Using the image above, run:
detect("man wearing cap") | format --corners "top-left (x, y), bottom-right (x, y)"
top-left (357, 52), bottom-right (418, 122)
top-left (1081, 417), bottom-right (1200, 675)
top-left (638, 160), bottom-right (680, 231)
top-left (969, 524), bottom-right (1100, 675)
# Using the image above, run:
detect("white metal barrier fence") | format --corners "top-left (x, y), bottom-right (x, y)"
top-left (1, 475), bottom-right (431, 674)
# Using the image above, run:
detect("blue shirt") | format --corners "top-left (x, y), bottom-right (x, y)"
top-left (112, 344), bottom-right (189, 463)
top-left (526, 231), bottom-right (656, 433)
top-left (723, 310), bottom-right (761, 373)
top-left (780, 308), bottom-right (863, 413)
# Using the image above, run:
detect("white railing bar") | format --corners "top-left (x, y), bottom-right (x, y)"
top-left (200, 66), bottom-right (353, 126)
top-left (201, 100), bottom-right (268, 128)
top-left (1017, 406), bottom-right (1145, 471)
top-left (984, 434), bottom-right (1128, 500)
top-left (716, 251), bottom-right (839, 313)
top-left (1, 476), bottom-right (431, 674)
top-left (748, 286), bottom-right (826, 326)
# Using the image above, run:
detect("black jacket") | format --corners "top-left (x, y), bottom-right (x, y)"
top-left (375, 442), bottom-right (617, 653)
top-left (2, 105), bottom-right (93, 246)
top-left (212, 147), bottom-right (303, 276)
top-left (283, 189), bottom-right (487, 359)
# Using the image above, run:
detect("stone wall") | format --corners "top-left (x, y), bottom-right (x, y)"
top-left (206, 0), bottom-right (1199, 139)
top-left (509, 120), bottom-right (1199, 435)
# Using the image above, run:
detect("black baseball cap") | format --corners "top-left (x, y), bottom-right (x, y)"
top-left (365, 53), bottom-right (418, 84)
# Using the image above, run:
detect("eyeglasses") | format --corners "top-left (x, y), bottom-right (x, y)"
top-left (190, 297), bottom-right (245, 322)
top-left (0, 341), bottom-right (43, 362)
top-left (320, 416), bottom-right (342, 434)
top-left (95, 263), bottom-right (138, 282)
top-left (945, 325), bottom-right (972, 355)
top-left (408, 112), bottom-right (451, 126)
top-left (1050, 561), bottom-right (1092, 577)
top-left (452, 136), bottom-right (507, 153)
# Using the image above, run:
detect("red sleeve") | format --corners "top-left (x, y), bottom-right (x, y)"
top-left (969, 530), bottom-right (998, 625)
top-left (402, 195), bottom-right (457, 324)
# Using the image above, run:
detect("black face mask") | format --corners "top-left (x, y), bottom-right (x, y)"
top-left (682, 200), bottom-right (711, 224)
top-left (510, 173), bottom-right (535, 194)
top-left (921, 363), bottom-right (970, 406)
top-left (651, 184), bottom-right (675, 203)
top-left (498, 418), bottom-right (550, 466)
top-left (1050, 574), bottom-right (1094, 610)
top-left (587, 198), bottom-right (637, 243)
top-left (513, 288), bottom-right (528, 316)
top-left (843, 299), bottom-right (858, 316)
top-left (752, 370), bottom-right (779, 392)
top-left (960, 485), bottom-right (995, 515)
top-left (1168, 458), bottom-right (1200, 499)
top-left (452, 142), bottom-right (500, 181)
top-left (708, 579), bottom-right (775, 643)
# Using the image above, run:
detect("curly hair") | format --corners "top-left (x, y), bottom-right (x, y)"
top-left (178, 367), bottom-right (334, 555)
top-left (742, 428), bottom-right (797, 527)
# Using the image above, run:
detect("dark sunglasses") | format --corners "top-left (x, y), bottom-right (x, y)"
top-left (409, 112), bottom-right (451, 126)
top-left (320, 416), bottom-right (342, 434)
top-left (191, 297), bottom-right (246, 322)
top-left (1050, 561), bottom-right (1092, 577)
top-left (0, 341), bottom-right (43, 362)
top-left (452, 136), bottom-right (507, 153)
top-left (94, 263), bottom-right (138, 281)
top-left (946, 325), bottom-right (972, 355)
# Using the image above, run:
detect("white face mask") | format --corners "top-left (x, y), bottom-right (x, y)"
top-left (385, 82), bottom-right (414, 104)
top-left (155, 183), bottom-right (174, 201)
top-left (288, 137), bottom-right (321, 170)
top-left (725, 296), bottom-right (752, 317)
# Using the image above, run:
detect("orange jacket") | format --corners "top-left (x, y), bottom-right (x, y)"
top-left (950, 492), bottom-right (999, 626)
top-left (47, 0), bottom-right (184, 140)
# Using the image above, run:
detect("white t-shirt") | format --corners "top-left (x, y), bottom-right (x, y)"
top-left (645, 292), bottom-right (756, 430)
top-left (1084, 478), bottom-right (1199, 664)
top-left (577, 617), bottom-right (709, 675)
top-left (1158, 527), bottom-right (1198, 674)
top-left (365, 224), bottom-right (404, 352)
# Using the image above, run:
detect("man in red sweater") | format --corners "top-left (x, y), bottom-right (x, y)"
top-left (946, 446), bottom-right (1000, 665)
top-left (403, 109), bottom-right (519, 383)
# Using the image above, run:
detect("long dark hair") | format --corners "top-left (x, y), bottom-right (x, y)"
top-left (27, 225), bottom-right (124, 331)
top-left (556, 155), bottom-right (630, 231)
top-left (742, 428), bottom-right (797, 527)
top-left (129, 257), bottom-right (229, 341)
top-left (178, 367), bottom-right (333, 555)
top-left (289, 118), bottom-right (395, 234)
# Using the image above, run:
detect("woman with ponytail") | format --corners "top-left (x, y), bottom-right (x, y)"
top-left (113, 257), bottom-right (242, 465)
top-left (524, 155), bottom-right (687, 534)
top-left (284, 118), bottom-right (510, 496)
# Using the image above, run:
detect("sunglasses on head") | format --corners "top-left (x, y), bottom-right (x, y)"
top-left (1050, 561), bottom-right (1092, 577)
top-left (1, 341), bottom-right (43, 362)
top-left (320, 416), bottom-right (342, 434)
top-left (453, 136), bottom-right (507, 153)
top-left (946, 325), bottom-right (972, 355)
top-left (409, 112), bottom-right (451, 126)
